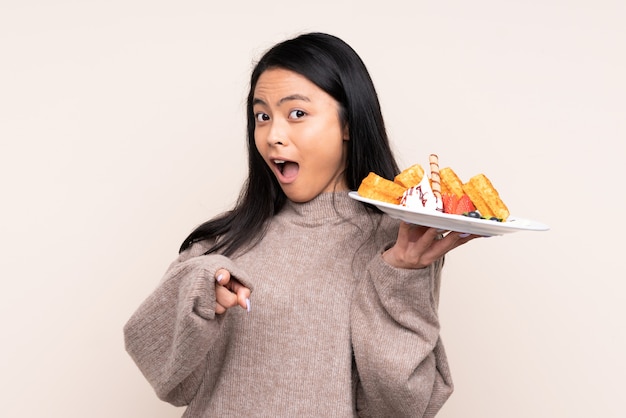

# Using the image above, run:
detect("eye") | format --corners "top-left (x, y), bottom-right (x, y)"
top-left (255, 112), bottom-right (270, 122)
top-left (288, 109), bottom-right (306, 119)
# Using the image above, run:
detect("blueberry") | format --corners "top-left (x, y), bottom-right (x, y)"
top-left (466, 211), bottom-right (482, 218)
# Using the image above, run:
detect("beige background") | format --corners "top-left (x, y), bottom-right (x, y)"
top-left (1, 1), bottom-right (624, 417)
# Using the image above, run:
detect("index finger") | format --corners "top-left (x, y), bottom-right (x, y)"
top-left (230, 280), bottom-right (252, 311)
top-left (437, 231), bottom-right (480, 253)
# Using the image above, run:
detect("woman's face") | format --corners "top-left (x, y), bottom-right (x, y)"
top-left (253, 68), bottom-right (349, 203)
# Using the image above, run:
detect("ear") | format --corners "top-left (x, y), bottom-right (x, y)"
top-left (342, 124), bottom-right (350, 141)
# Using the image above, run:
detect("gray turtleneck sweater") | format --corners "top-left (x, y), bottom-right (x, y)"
top-left (124, 192), bottom-right (452, 417)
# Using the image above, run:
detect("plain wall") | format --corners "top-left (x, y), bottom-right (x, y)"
top-left (1, 1), bottom-right (624, 417)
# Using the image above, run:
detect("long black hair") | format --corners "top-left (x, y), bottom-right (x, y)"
top-left (180, 32), bottom-right (399, 255)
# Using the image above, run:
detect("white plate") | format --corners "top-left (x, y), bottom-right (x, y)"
top-left (349, 192), bottom-right (549, 236)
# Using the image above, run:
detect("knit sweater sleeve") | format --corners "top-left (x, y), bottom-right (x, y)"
top-left (351, 251), bottom-right (452, 418)
top-left (123, 243), bottom-right (253, 406)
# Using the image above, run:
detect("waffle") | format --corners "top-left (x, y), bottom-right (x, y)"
top-left (462, 174), bottom-right (510, 220)
top-left (440, 167), bottom-right (465, 197)
top-left (393, 164), bottom-right (424, 189)
top-left (357, 172), bottom-right (406, 204)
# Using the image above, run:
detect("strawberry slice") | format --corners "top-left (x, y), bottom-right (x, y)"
top-left (442, 193), bottom-right (459, 214)
top-left (454, 194), bottom-right (476, 215)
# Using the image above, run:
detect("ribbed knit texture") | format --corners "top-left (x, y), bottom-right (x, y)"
top-left (124, 192), bottom-right (453, 417)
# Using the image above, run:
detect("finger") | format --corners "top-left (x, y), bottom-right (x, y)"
top-left (215, 284), bottom-right (239, 311)
top-left (227, 279), bottom-right (251, 311)
top-left (448, 232), bottom-right (481, 250)
top-left (429, 231), bottom-right (478, 256)
top-left (237, 285), bottom-right (252, 311)
top-left (402, 230), bottom-right (460, 267)
top-left (449, 231), bottom-right (481, 244)
top-left (215, 302), bottom-right (227, 315)
top-left (215, 268), bottom-right (231, 285)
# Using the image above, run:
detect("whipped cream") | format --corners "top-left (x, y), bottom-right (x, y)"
top-left (400, 175), bottom-right (443, 212)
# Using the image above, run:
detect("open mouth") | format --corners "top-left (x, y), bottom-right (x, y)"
top-left (273, 159), bottom-right (299, 181)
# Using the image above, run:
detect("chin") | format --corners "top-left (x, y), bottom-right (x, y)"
top-left (281, 187), bottom-right (318, 203)
top-left (281, 180), bottom-right (347, 203)
top-left (285, 193), bottom-right (315, 203)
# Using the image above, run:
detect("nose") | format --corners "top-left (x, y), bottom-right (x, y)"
top-left (267, 119), bottom-right (287, 146)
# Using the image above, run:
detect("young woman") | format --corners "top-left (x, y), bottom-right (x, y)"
top-left (124, 32), bottom-right (476, 417)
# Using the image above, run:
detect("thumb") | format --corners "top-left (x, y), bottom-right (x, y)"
top-left (215, 268), bottom-right (230, 285)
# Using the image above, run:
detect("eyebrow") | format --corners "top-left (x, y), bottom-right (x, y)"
top-left (252, 94), bottom-right (311, 107)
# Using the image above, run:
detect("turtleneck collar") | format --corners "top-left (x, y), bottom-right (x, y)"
top-left (280, 191), bottom-right (369, 225)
